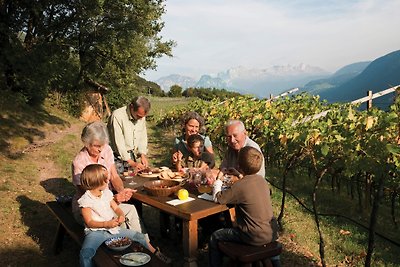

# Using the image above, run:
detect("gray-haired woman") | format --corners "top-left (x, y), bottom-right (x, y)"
top-left (71, 121), bottom-right (140, 229)
top-left (71, 122), bottom-right (172, 264)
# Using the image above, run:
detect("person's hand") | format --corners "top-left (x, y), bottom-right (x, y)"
top-left (105, 218), bottom-right (119, 228)
top-left (129, 161), bottom-right (146, 174)
top-left (217, 169), bottom-right (226, 180)
top-left (140, 154), bottom-right (149, 168)
top-left (227, 167), bottom-right (241, 177)
top-left (115, 188), bottom-right (135, 203)
top-left (116, 215), bottom-right (125, 225)
top-left (212, 179), bottom-right (223, 202)
top-left (172, 150), bottom-right (183, 163)
top-left (122, 188), bottom-right (134, 200)
top-left (114, 191), bottom-right (127, 203)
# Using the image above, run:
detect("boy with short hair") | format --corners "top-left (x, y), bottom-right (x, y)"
top-left (209, 146), bottom-right (278, 267)
top-left (174, 134), bottom-right (215, 172)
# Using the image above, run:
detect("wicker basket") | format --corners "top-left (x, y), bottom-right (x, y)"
top-left (143, 180), bottom-right (181, 197)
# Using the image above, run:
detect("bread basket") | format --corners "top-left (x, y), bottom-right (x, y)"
top-left (143, 180), bottom-right (182, 197)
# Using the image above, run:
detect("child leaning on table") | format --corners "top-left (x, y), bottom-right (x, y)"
top-left (209, 146), bottom-right (279, 267)
top-left (173, 134), bottom-right (215, 172)
top-left (78, 164), bottom-right (170, 267)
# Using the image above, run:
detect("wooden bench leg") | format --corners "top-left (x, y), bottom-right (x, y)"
top-left (53, 222), bottom-right (66, 254)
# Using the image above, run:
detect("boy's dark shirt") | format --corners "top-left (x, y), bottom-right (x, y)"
top-left (214, 174), bottom-right (277, 245)
top-left (181, 151), bottom-right (215, 169)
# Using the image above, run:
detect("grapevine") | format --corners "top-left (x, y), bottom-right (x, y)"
top-left (156, 90), bottom-right (400, 266)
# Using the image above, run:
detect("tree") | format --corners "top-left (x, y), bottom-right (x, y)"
top-left (0, 0), bottom-right (174, 105)
top-left (168, 84), bottom-right (182, 97)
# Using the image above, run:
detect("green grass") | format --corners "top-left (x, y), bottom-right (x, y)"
top-left (268, 167), bottom-right (400, 266)
top-left (146, 96), bottom-right (195, 120)
top-left (49, 133), bottom-right (82, 179)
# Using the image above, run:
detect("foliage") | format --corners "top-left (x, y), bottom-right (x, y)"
top-left (0, 0), bottom-right (174, 106)
top-left (106, 74), bottom-right (165, 111)
top-left (157, 91), bottom-right (400, 265)
top-left (168, 85), bottom-right (182, 97)
top-left (182, 87), bottom-right (241, 100)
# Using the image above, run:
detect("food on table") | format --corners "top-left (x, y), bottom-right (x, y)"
top-left (143, 180), bottom-right (181, 197)
top-left (139, 167), bottom-right (161, 175)
top-left (159, 166), bottom-right (170, 171)
top-left (177, 189), bottom-right (189, 200)
top-left (197, 184), bottom-right (212, 194)
top-left (105, 236), bottom-right (132, 251)
top-left (120, 252), bottom-right (150, 265)
top-left (108, 237), bottom-right (131, 247)
top-left (160, 170), bottom-right (183, 180)
top-left (156, 185), bottom-right (172, 189)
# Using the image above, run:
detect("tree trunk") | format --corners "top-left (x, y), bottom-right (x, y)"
top-left (391, 190), bottom-right (398, 228)
top-left (277, 151), bottom-right (303, 230)
top-left (277, 169), bottom-right (288, 230)
top-left (365, 174), bottom-right (385, 266)
top-left (312, 168), bottom-right (328, 267)
top-left (356, 174), bottom-right (363, 209)
top-left (365, 172), bottom-right (372, 207)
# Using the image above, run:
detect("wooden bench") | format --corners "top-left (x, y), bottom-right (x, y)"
top-left (46, 200), bottom-right (167, 267)
top-left (218, 241), bottom-right (282, 267)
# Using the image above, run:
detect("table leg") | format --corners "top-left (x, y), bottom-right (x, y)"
top-left (128, 199), bottom-right (143, 218)
top-left (182, 219), bottom-right (198, 267)
top-left (159, 212), bottom-right (170, 238)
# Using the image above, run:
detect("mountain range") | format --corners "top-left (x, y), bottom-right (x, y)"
top-left (153, 50), bottom-right (400, 108)
top-left (301, 50), bottom-right (400, 109)
top-left (155, 64), bottom-right (330, 98)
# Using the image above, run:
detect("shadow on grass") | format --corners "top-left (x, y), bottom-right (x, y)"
top-left (0, 104), bottom-right (69, 159)
top-left (40, 177), bottom-right (76, 198)
top-left (14, 194), bottom-right (79, 267)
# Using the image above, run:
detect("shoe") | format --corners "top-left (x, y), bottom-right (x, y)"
top-left (154, 247), bottom-right (172, 264)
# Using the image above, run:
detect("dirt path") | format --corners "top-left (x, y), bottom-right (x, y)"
top-left (28, 122), bottom-right (84, 181)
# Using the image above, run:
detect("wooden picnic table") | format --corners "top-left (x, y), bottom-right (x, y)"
top-left (124, 175), bottom-right (234, 267)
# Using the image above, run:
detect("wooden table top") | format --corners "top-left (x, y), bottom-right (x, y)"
top-left (123, 176), bottom-right (230, 221)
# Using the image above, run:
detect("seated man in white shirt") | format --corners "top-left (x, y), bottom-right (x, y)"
top-left (218, 119), bottom-right (265, 180)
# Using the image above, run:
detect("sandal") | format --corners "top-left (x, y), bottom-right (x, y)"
top-left (154, 247), bottom-right (172, 264)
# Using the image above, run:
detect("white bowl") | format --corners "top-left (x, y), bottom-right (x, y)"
top-left (105, 237), bottom-right (132, 251)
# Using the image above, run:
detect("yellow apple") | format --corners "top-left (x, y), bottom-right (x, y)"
top-left (177, 189), bottom-right (189, 200)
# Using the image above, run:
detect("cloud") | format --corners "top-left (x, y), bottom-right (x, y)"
top-left (145, 0), bottom-right (400, 80)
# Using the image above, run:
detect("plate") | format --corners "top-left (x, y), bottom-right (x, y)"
top-left (158, 175), bottom-right (185, 182)
top-left (138, 172), bottom-right (160, 178)
top-left (159, 176), bottom-right (184, 183)
top-left (104, 236), bottom-right (132, 251)
top-left (120, 252), bottom-right (151, 266)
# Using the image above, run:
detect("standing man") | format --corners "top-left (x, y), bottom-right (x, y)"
top-left (108, 96), bottom-right (150, 174)
top-left (220, 119), bottom-right (265, 178)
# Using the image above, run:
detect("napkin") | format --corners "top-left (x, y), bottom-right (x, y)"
top-left (198, 193), bottom-right (213, 201)
top-left (166, 197), bottom-right (195, 206)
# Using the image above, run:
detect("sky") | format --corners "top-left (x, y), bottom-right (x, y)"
top-left (144, 0), bottom-right (400, 81)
